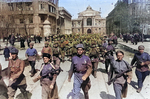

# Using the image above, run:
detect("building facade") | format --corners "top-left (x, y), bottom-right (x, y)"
top-left (72, 6), bottom-right (106, 35)
top-left (0, 0), bottom-right (58, 37)
top-left (57, 7), bottom-right (72, 34)
top-left (107, 0), bottom-right (150, 35)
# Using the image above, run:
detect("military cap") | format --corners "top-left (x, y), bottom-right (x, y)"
top-left (42, 53), bottom-right (51, 59)
top-left (29, 42), bottom-right (34, 46)
top-left (10, 47), bottom-right (19, 54)
top-left (138, 45), bottom-right (145, 50)
top-left (76, 44), bottom-right (84, 49)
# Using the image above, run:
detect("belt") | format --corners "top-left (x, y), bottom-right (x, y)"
top-left (75, 70), bottom-right (86, 74)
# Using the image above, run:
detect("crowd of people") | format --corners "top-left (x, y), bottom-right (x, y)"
top-left (121, 33), bottom-right (143, 45)
top-left (1, 33), bottom-right (150, 99)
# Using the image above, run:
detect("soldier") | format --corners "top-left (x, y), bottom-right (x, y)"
top-left (108, 51), bottom-right (132, 99)
top-left (131, 45), bottom-right (150, 93)
top-left (68, 44), bottom-right (92, 99)
top-left (34, 53), bottom-right (59, 99)
top-left (3, 46), bottom-right (10, 61)
top-left (41, 42), bottom-right (53, 57)
top-left (25, 43), bottom-right (37, 77)
top-left (7, 47), bottom-right (28, 99)
top-left (52, 42), bottom-right (61, 68)
top-left (88, 42), bottom-right (99, 78)
top-left (104, 39), bottom-right (115, 73)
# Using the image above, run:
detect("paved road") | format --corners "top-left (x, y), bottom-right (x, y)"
top-left (0, 40), bottom-right (150, 99)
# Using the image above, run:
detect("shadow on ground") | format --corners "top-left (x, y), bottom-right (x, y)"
top-left (16, 91), bottom-right (32, 99)
top-left (67, 91), bottom-right (84, 99)
top-left (100, 91), bottom-right (115, 99)
top-left (97, 68), bottom-right (107, 74)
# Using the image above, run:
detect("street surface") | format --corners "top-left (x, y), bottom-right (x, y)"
top-left (0, 40), bottom-right (150, 99)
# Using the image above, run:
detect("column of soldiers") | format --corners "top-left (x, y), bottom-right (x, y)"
top-left (1, 33), bottom-right (150, 99)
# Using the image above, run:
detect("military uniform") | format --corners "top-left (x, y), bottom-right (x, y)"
top-left (41, 42), bottom-right (53, 56)
top-left (88, 43), bottom-right (99, 78)
top-left (131, 45), bottom-right (150, 93)
top-left (68, 44), bottom-right (92, 99)
top-left (40, 53), bottom-right (59, 99)
top-left (26, 43), bottom-right (37, 76)
top-left (52, 42), bottom-right (61, 68)
top-left (104, 40), bottom-right (115, 73)
top-left (108, 56), bottom-right (132, 99)
top-left (7, 47), bottom-right (28, 99)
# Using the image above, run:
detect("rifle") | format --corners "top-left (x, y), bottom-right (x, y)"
top-left (107, 66), bottom-right (136, 85)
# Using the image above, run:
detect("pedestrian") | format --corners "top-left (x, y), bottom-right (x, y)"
top-left (34, 53), bottom-right (59, 99)
top-left (104, 39), bottom-right (115, 73)
top-left (7, 47), bottom-right (28, 99)
top-left (68, 44), bottom-right (92, 99)
top-left (20, 36), bottom-right (25, 49)
top-left (3, 46), bottom-right (10, 61)
top-left (34, 35), bottom-right (36, 43)
top-left (27, 36), bottom-right (31, 47)
top-left (108, 51), bottom-right (132, 99)
top-left (25, 42), bottom-right (37, 77)
top-left (131, 45), bottom-right (150, 93)
top-left (9, 34), bottom-right (15, 46)
top-left (37, 35), bottom-right (41, 43)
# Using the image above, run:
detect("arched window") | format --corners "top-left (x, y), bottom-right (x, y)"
top-left (87, 18), bottom-right (92, 26)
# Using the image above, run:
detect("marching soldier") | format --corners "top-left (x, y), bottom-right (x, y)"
top-left (131, 45), bottom-right (150, 93)
top-left (7, 47), bottom-right (28, 99)
top-left (25, 43), bottom-right (37, 77)
top-left (108, 51), bottom-right (132, 99)
top-left (88, 42), bottom-right (99, 78)
top-left (104, 39), bottom-right (115, 73)
top-left (68, 44), bottom-right (92, 99)
top-left (52, 42), bottom-right (61, 68)
top-left (34, 53), bottom-right (59, 99)
top-left (41, 42), bottom-right (53, 57)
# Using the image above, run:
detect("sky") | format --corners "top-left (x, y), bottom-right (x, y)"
top-left (59, 0), bottom-right (118, 19)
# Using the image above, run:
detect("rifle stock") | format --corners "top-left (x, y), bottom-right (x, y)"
top-left (107, 66), bottom-right (136, 85)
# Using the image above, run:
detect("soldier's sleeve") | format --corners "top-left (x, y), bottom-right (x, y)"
top-left (131, 54), bottom-right (136, 66)
top-left (11, 60), bottom-right (25, 80)
top-left (83, 57), bottom-right (92, 79)
top-left (68, 61), bottom-right (74, 80)
top-left (51, 74), bottom-right (57, 86)
top-left (143, 53), bottom-right (150, 65)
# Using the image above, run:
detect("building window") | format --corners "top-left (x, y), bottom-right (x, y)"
top-left (29, 17), bottom-right (33, 23)
top-left (20, 19), bottom-right (24, 23)
top-left (87, 18), bottom-right (92, 26)
top-left (78, 21), bottom-right (80, 25)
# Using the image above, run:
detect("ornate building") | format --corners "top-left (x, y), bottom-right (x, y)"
top-left (57, 7), bottom-right (72, 34)
top-left (0, 0), bottom-right (58, 37)
top-left (72, 6), bottom-right (106, 34)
